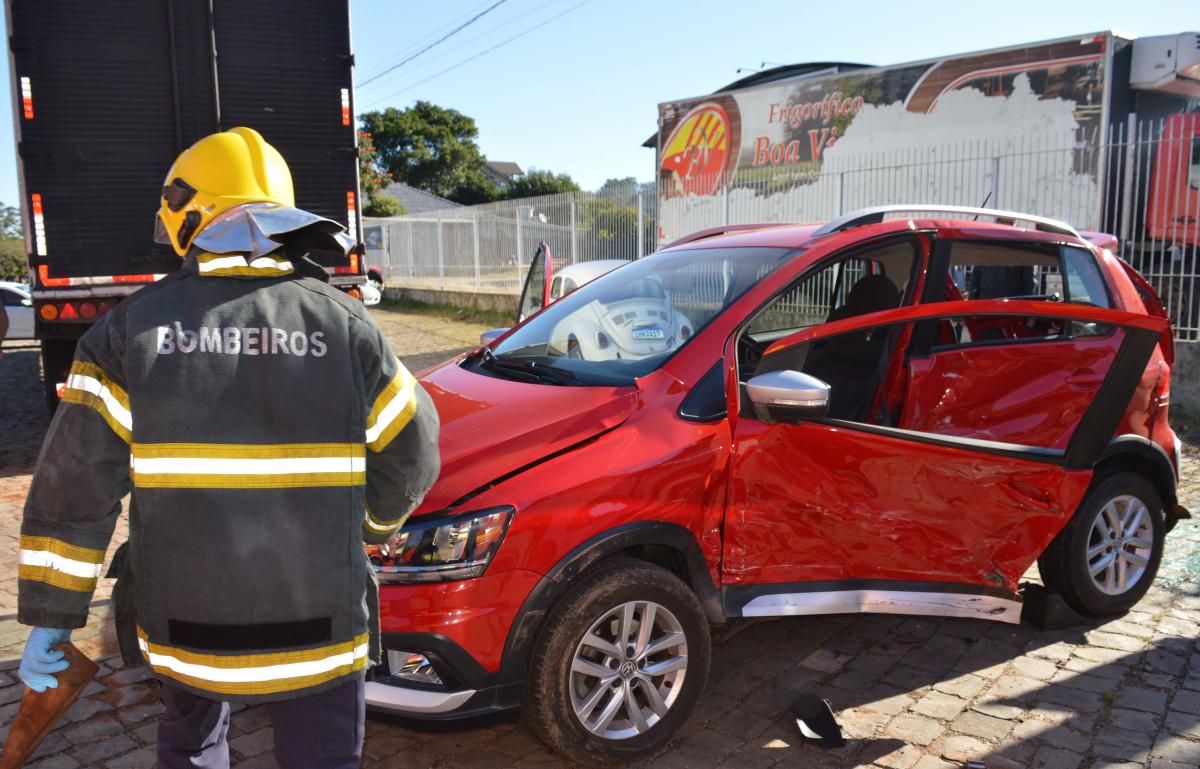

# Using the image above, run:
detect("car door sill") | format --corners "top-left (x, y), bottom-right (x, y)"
top-left (725, 582), bottom-right (1022, 624)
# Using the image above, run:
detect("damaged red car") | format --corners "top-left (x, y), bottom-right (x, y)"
top-left (365, 206), bottom-right (1188, 765)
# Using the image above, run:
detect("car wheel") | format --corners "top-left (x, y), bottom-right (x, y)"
top-left (1038, 472), bottom-right (1164, 617)
top-left (522, 559), bottom-right (711, 766)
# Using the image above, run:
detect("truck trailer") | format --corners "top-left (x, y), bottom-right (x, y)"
top-left (651, 31), bottom-right (1200, 334)
top-left (5, 0), bottom-right (365, 411)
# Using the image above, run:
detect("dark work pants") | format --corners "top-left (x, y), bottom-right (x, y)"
top-left (158, 678), bottom-right (365, 769)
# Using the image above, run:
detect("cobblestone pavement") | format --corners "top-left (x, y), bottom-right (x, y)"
top-left (2, 311), bottom-right (1200, 768)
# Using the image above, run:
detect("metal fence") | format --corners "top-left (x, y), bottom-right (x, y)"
top-left (367, 114), bottom-right (1200, 341)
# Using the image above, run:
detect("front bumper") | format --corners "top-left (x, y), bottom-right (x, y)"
top-left (367, 568), bottom-right (544, 721)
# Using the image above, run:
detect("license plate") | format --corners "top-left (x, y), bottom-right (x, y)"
top-left (632, 326), bottom-right (665, 340)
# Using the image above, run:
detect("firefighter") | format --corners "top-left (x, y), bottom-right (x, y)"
top-left (15, 127), bottom-right (440, 768)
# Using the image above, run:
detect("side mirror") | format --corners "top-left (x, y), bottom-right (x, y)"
top-left (480, 328), bottom-right (510, 346)
top-left (21, 298), bottom-right (32, 307)
top-left (745, 370), bottom-right (830, 424)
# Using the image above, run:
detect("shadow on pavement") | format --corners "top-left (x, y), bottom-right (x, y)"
top-left (0, 348), bottom-right (49, 478)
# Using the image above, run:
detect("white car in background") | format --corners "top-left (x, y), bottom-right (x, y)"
top-left (1, 281), bottom-right (33, 340)
top-left (481, 256), bottom-right (631, 346)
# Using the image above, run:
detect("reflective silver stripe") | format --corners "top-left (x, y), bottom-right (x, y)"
top-left (741, 590), bottom-right (1021, 624)
top-left (197, 255), bottom-right (294, 274)
top-left (131, 456), bottom-right (366, 475)
top-left (65, 373), bottom-right (133, 431)
top-left (18, 549), bottom-right (105, 579)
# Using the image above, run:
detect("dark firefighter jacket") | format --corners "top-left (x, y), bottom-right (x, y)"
top-left (18, 248), bottom-right (440, 703)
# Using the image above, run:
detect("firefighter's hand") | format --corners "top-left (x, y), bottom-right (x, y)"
top-left (18, 627), bottom-right (72, 692)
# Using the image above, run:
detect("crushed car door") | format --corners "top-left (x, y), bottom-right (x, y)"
top-left (721, 299), bottom-right (1167, 622)
top-left (516, 241), bottom-right (554, 324)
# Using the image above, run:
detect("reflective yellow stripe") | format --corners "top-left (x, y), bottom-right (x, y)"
top-left (130, 442), bottom-right (366, 489)
top-left (196, 252), bottom-right (294, 278)
top-left (137, 628), bottom-right (369, 696)
top-left (17, 535), bottom-right (106, 593)
top-left (18, 563), bottom-right (98, 593)
top-left (61, 361), bottom-right (132, 443)
top-left (363, 505), bottom-right (404, 535)
top-left (366, 367), bottom-right (419, 452)
top-left (19, 535), bottom-right (106, 564)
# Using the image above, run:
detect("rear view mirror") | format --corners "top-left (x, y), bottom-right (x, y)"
top-left (480, 328), bottom-right (509, 346)
top-left (745, 370), bottom-right (830, 424)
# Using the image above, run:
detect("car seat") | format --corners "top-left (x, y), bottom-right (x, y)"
top-left (805, 275), bottom-right (901, 421)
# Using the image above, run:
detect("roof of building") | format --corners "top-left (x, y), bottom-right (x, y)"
top-left (485, 161), bottom-right (524, 177)
top-left (378, 182), bottom-right (462, 214)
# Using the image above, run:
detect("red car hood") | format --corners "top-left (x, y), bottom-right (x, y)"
top-left (412, 359), bottom-right (640, 514)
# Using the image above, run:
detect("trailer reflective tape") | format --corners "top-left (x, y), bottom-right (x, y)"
top-left (18, 535), bottom-right (106, 593)
top-left (365, 367), bottom-right (418, 452)
top-left (30, 193), bottom-right (46, 256)
top-left (137, 628), bottom-right (369, 696)
top-left (346, 192), bottom-right (357, 241)
top-left (37, 264), bottom-right (165, 288)
top-left (130, 442), bottom-right (366, 488)
top-left (340, 88), bottom-right (351, 126)
top-left (20, 76), bottom-right (33, 119)
top-left (196, 253), bottom-right (294, 277)
top-left (61, 362), bottom-right (132, 442)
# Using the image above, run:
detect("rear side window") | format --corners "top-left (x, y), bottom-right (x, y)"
top-left (936, 241), bottom-right (1112, 344)
top-left (3, 289), bottom-right (26, 307)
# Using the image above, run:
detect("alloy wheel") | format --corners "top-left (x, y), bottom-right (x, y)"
top-left (568, 600), bottom-right (688, 740)
top-left (1087, 494), bottom-right (1154, 596)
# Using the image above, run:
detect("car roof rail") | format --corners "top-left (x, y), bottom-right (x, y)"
top-left (810, 205), bottom-right (1082, 240)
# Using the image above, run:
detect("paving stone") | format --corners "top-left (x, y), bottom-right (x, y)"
top-left (1164, 710), bottom-right (1200, 739)
top-left (1151, 733), bottom-right (1200, 763)
top-left (230, 727), bottom-right (274, 758)
top-left (1146, 650), bottom-right (1189, 677)
top-left (26, 755), bottom-right (81, 769)
top-left (1031, 745), bottom-right (1083, 769)
top-left (950, 710), bottom-right (1012, 741)
top-left (1169, 689), bottom-right (1200, 715)
top-left (1088, 630), bottom-right (1149, 652)
top-left (1117, 686), bottom-right (1171, 714)
top-left (104, 745), bottom-right (157, 769)
top-left (1010, 655), bottom-right (1059, 680)
top-left (883, 714), bottom-right (943, 747)
top-left (932, 674), bottom-right (987, 700)
top-left (858, 685), bottom-right (913, 716)
top-left (1110, 707), bottom-right (1163, 733)
top-left (939, 734), bottom-right (991, 761)
top-left (911, 757), bottom-right (956, 769)
top-left (69, 733), bottom-right (137, 764)
top-left (62, 713), bottom-right (124, 745)
top-left (872, 743), bottom-right (923, 769)
top-left (911, 690), bottom-right (966, 721)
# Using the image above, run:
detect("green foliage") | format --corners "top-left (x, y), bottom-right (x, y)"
top-left (0, 202), bottom-right (27, 281)
top-left (0, 203), bottom-right (22, 239)
top-left (363, 195), bottom-right (406, 217)
top-left (0, 237), bottom-right (27, 282)
top-left (359, 102), bottom-right (497, 204)
top-left (596, 177), bottom-right (639, 206)
top-left (503, 169), bottom-right (580, 199)
top-left (357, 132), bottom-right (392, 201)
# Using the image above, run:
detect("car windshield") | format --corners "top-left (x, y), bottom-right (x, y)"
top-left (481, 246), bottom-right (795, 386)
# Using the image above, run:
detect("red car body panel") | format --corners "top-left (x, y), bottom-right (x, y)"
top-left (372, 215), bottom-right (1182, 708)
top-left (723, 418), bottom-right (1093, 591)
top-left (413, 362), bottom-right (639, 512)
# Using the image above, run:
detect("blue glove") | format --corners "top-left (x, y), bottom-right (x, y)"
top-left (18, 628), bottom-right (72, 692)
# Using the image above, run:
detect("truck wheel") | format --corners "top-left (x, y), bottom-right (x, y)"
top-left (40, 339), bottom-right (76, 416)
top-left (1038, 472), bottom-right (1164, 617)
top-left (522, 559), bottom-right (710, 767)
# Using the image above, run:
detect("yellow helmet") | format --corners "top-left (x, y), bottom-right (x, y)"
top-left (156, 127), bottom-right (295, 256)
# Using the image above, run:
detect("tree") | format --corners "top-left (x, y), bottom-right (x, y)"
top-left (503, 169), bottom-right (580, 199)
top-left (360, 102), bottom-right (496, 204)
top-left (596, 177), bottom-right (639, 206)
top-left (357, 131), bottom-right (392, 202)
top-left (363, 195), bottom-right (405, 218)
top-left (0, 203), bottom-right (25, 281)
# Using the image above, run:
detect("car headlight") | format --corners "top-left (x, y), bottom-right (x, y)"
top-left (374, 506), bottom-right (514, 584)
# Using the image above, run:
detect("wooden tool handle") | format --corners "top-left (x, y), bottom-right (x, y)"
top-left (0, 644), bottom-right (99, 769)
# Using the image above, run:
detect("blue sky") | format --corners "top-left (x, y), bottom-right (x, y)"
top-left (0, 0), bottom-right (1194, 205)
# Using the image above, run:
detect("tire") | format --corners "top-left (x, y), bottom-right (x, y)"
top-left (40, 338), bottom-right (76, 416)
top-left (1038, 471), bottom-right (1165, 617)
top-left (522, 559), bottom-right (711, 767)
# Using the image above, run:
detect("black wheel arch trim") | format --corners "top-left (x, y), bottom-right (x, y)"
top-left (1096, 434), bottom-right (1189, 529)
top-left (497, 520), bottom-right (723, 687)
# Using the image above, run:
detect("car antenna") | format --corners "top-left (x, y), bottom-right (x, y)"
top-left (972, 191), bottom-right (993, 220)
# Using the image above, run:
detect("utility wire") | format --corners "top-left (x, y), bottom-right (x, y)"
top-left (358, 0), bottom-right (498, 82)
top-left (360, 0), bottom-right (509, 88)
top-left (364, 0), bottom-right (592, 107)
